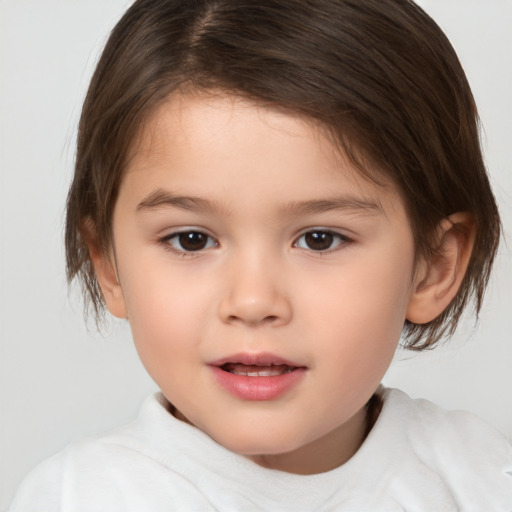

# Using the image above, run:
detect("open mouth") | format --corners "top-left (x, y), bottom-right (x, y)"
top-left (210, 353), bottom-right (307, 400)
top-left (220, 363), bottom-right (296, 377)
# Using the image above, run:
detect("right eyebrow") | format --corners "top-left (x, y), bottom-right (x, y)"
top-left (136, 189), bottom-right (227, 215)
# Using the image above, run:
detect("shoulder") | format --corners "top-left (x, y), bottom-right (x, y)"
top-left (383, 387), bottom-right (512, 460)
top-left (9, 394), bottom-right (215, 512)
top-left (378, 387), bottom-right (512, 509)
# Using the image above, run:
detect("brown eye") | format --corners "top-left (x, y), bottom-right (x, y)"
top-left (166, 231), bottom-right (217, 252)
top-left (295, 230), bottom-right (347, 251)
top-left (304, 231), bottom-right (334, 251)
top-left (178, 232), bottom-right (208, 251)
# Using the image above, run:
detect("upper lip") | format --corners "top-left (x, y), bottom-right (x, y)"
top-left (209, 352), bottom-right (305, 368)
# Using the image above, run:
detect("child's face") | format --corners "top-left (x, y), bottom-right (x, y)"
top-left (107, 93), bottom-right (419, 474)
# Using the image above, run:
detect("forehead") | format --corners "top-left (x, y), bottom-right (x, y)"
top-left (123, 91), bottom-right (404, 217)
top-left (132, 92), bottom-right (340, 166)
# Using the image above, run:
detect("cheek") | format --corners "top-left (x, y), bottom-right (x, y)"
top-left (303, 250), bottom-right (413, 375)
top-left (118, 258), bottom-right (214, 368)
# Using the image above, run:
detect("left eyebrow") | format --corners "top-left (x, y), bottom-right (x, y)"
top-left (280, 196), bottom-right (383, 217)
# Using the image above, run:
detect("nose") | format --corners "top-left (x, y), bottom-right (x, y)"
top-left (218, 251), bottom-right (293, 327)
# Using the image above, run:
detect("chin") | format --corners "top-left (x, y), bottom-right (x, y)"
top-left (211, 426), bottom-right (306, 457)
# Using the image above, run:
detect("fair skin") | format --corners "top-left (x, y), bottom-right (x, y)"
top-left (89, 92), bottom-right (474, 475)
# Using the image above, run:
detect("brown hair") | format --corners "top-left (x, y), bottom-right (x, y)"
top-left (66, 0), bottom-right (500, 349)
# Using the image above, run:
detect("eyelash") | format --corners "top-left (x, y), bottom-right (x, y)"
top-left (158, 228), bottom-right (352, 256)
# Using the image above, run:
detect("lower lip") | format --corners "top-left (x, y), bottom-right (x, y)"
top-left (210, 366), bottom-right (306, 401)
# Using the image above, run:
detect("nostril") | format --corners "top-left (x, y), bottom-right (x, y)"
top-left (227, 314), bottom-right (278, 324)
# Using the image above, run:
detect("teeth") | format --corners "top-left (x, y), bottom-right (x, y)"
top-left (234, 369), bottom-right (289, 377)
top-left (223, 364), bottom-right (294, 377)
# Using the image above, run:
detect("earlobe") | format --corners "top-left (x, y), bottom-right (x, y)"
top-left (406, 212), bottom-right (475, 325)
top-left (82, 220), bottom-right (128, 319)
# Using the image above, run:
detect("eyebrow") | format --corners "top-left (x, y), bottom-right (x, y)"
top-left (136, 189), bottom-right (227, 215)
top-left (136, 189), bottom-right (383, 217)
top-left (280, 197), bottom-right (383, 217)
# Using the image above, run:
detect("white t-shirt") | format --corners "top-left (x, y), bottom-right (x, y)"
top-left (10, 387), bottom-right (512, 511)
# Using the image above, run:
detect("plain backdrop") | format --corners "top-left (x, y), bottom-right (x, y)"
top-left (1, 0), bottom-right (511, 509)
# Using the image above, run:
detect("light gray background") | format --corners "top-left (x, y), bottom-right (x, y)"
top-left (1, 0), bottom-right (511, 509)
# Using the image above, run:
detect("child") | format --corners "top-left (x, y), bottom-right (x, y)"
top-left (10, 0), bottom-right (512, 510)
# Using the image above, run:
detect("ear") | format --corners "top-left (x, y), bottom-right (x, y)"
top-left (406, 212), bottom-right (475, 324)
top-left (82, 220), bottom-right (128, 319)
